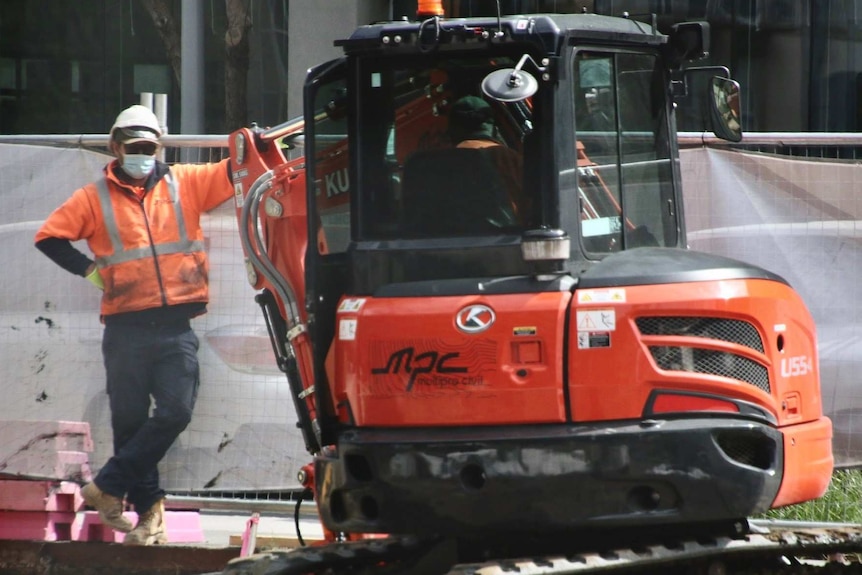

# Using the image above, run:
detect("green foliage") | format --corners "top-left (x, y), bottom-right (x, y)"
top-left (760, 469), bottom-right (862, 523)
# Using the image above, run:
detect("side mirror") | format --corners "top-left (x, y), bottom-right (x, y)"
top-left (482, 53), bottom-right (546, 102)
top-left (709, 76), bottom-right (742, 142)
top-left (483, 68), bottom-right (538, 102)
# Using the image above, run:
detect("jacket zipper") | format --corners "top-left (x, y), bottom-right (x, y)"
top-left (136, 196), bottom-right (169, 307)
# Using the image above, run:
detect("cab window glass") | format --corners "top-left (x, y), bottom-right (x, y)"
top-left (355, 55), bottom-right (534, 240)
top-left (311, 82), bottom-right (350, 254)
top-left (574, 50), bottom-right (677, 255)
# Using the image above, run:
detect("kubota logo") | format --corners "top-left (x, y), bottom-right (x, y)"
top-left (456, 304), bottom-right (495, 333)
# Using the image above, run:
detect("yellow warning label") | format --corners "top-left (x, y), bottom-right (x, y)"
top-left (577, 288), bottom-right (626, 305)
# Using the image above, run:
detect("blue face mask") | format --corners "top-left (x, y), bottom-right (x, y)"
top-left (121, 154), bottom-right (156, 179)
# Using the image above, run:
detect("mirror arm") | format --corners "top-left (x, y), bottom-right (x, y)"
top-left (502, 54), bottom-right (547, 93)
top-left (513, 53), bottom-right (547, 76)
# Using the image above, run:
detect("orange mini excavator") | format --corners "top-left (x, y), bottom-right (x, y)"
top-left (225, 2), bottom-right (833, 573)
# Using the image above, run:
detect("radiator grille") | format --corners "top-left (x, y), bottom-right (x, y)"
top-left (636, 317), bottom-right (764, 353)
top-left (648, 346), bottom-right (770, 393)
top-left (637, 317), bottom-right (770, 393)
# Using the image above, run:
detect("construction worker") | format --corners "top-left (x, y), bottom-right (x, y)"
top-left (34, 104), bottom-right (234, 545)
top-left (447, 95), bottom-right (528, 221)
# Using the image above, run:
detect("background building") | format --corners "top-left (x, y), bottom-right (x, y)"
top-left (1, 1), bottom-right (861, 136)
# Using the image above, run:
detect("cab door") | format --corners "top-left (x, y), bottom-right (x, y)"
top-left (304, 57), bottom-right (350, 446)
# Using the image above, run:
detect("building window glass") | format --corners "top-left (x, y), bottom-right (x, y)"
top-left (133, 64), bottom-right (172, 96)
top-left (0, 58), bottom-right (15, 90)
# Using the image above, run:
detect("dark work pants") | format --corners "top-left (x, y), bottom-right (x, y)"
top-left (96, 321), bottom-right (200, 513)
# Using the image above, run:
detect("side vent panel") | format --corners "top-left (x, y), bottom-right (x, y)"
top-left (636, 317), bottom-right (765, 353)
top-left (636, 317), bottom-right (770, 393)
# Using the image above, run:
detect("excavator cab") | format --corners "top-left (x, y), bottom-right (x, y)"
top-left (229, 9), bottom-right (831, 560)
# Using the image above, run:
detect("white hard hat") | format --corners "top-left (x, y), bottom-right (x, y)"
top-left (110, 104), bottom-right (162, 144)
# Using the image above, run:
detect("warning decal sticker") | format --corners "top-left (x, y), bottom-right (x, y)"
top-left (233, 183), bottom-right (244, 208)
top-left (339, 318), bottom-right (358, 340)
top-left (578, 332), bottom-right (611, 349)
top-left (338, 298), bottom-right (366, 313)
top-left (576, 309), bottom-right (616, 332)
top-left (577, 288), bottom-right (626, 305)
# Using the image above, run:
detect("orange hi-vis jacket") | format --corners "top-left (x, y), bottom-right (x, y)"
top-left (35, 159), bottom-right (234, 317)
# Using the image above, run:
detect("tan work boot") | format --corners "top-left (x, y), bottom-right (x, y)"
top-left (81, 482), bottom-right (133, 533)
top-left (124, 498), bottom-right (167, 546)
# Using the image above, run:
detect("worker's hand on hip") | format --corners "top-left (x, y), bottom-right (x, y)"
top-left (85, 266), bottom-right (104, 290)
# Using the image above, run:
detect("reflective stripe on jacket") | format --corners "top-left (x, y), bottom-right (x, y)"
top-left (35, 159), bottom-right (234, 317)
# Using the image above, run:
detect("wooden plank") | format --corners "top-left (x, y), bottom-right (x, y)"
top-left (0, 540), bottom-right (240, 575)
top-left (228, 534), bottom-right (322, 550)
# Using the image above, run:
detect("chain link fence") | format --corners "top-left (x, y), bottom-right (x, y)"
top-left (3, 131), bottom-right (862, 517)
